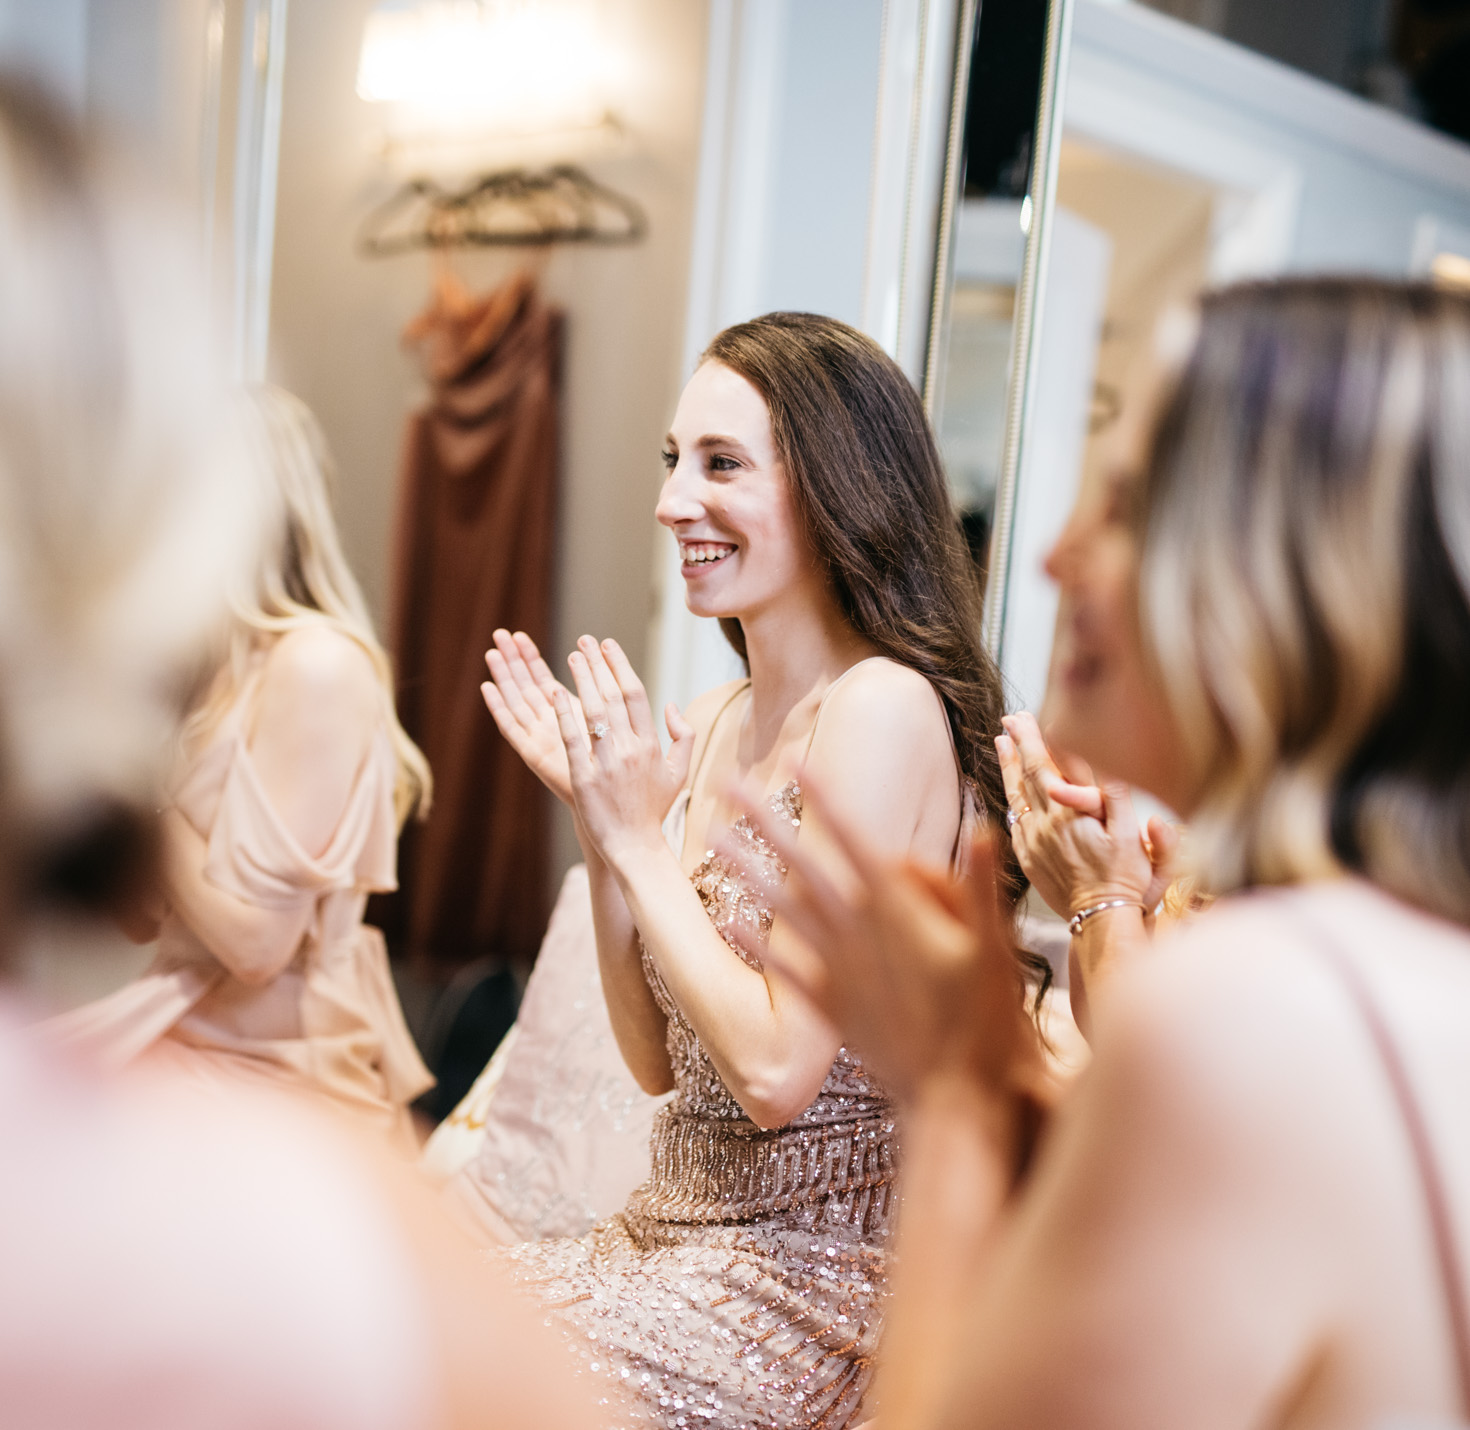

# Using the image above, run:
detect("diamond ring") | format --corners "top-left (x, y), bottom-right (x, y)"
top-left (1005, 805), bottom-right (1031, 829)
top-left (590, 721), bottom-right (611, 740)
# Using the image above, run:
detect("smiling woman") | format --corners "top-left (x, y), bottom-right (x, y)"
top-left (478, 311), bottom-right (1040, 1430)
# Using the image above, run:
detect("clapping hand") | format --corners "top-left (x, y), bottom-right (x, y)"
top-left (481, 629), bottom-right (585, 806)
top-left (551, 636), bottom-right (695, 870)
top-left (998, 711), bottom-right (1178, 920)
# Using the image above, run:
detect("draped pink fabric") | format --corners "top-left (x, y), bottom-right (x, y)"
top-left (51, 650), bottom-right (432, 1142)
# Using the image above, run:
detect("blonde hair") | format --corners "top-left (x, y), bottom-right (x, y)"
top-left (0, 76), bottom-right (262, 873)
top-left (1139, 279), bottom-right (1470, 923)
top-left (189, 385), bottom-right (431, 826)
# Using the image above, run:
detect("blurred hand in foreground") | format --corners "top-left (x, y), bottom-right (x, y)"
top-left (723, 775), bottom-right (1052, 1147)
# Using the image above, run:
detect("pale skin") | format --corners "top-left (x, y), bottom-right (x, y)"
top-left (150, 623), bottom-right (383, 985)
top-left (996, 709), bottom-right (1177, 1035)
top-left (482, 358), bottom-right (961, 1129)
top-left (735, 337), bottom-right (1470, 1427)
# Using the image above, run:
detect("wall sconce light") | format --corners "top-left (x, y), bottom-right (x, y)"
top-left (357, 0), bottom-right (613, 146)
top-left (1430, 250), bottom-right (1470, 294)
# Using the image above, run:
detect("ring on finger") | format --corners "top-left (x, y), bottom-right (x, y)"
top-left (590, 721), bottom-right (611, 740)
top-left (1006, 805), bottom-right (1031, 829)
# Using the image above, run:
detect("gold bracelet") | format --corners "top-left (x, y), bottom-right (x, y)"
top-left (1068, 898), bottom-right (1147, 938)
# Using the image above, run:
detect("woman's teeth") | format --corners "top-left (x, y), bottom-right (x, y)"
top-left (681, 542), bottom-right (735, 566)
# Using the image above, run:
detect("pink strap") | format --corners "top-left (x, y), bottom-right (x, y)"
top-left (1308, 926), bottom-right (1470, 1415)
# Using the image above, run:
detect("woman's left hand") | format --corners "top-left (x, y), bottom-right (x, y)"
top-left (553, 636), bottom-right (695, 870)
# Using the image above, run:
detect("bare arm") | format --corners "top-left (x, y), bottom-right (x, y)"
top-left (735, 791), bottom-right (1335, 1430)
top-left (566, 644), bottom-right (959, 1129)
top-left (163, 628), bottom-right (380, 986)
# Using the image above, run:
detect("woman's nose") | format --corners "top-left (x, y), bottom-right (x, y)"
top-left (1044, 502), bottom-right (1088, 584)
top-left (655, 461), bottom-right (705, 527)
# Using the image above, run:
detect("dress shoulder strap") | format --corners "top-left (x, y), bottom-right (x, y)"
top-left (1305, 919), bottom-right (1470, 1417)
top-left (800, 656), bottom-right (888, 763)
top-left (688, 679), bottom-right (752, 798)
top-left (800, 657), bottom-right (971, 872)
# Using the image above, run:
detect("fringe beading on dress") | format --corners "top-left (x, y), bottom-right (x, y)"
top-left (500, 782), bottom-right (898, 1430)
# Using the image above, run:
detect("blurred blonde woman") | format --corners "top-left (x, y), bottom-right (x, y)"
top-left (0, 77), bottom-right (591, 1430)
top-left (60, 383), bottom-right (435, 1148)
top-left (741, 280), bottom-right (1470, 1428)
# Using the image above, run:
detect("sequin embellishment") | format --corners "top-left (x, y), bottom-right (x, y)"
top-left (500, 782), bottom-right (898, 1429)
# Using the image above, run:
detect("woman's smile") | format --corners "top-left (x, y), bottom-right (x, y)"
top-left (679, 539), bottom-right (738, 578)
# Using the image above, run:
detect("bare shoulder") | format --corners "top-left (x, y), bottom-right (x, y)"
top-left (260, 624), bottom-right (379, 707)
top-left (252, 624), bottom-right (382, 747)
top-left (801, 658), bottom-right (959, 859)
top-left (810, 657), bottom-right (952, 769)
top-left (1084, 886), bottom-right (1400, 1154)
top-left (683, 677), bottom-right (750, 741)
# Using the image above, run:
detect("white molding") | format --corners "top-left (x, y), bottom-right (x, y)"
top-left (1074, 0), bottom-right (1470, 197)
top-left (870, 0), bottom-right (964, 382)
top-left (860, 0), bottom-right (960, 381)
top-left (1064, 56), bottom-right (1301, 279)
top-left (863, 0), bottom-right (923, 357)
top-left (230, 0), bottom-right (289, 382)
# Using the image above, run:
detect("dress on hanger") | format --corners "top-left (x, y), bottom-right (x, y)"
top-left (381, 269), bottom-right (561, 974)
top-left (52, 642), bottom-right (432, 1147)
top-left (500, 675), bottom-right (916, 1430)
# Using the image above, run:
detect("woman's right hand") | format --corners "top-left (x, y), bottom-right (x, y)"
top-left (481, 629), bottom-right (587, 807)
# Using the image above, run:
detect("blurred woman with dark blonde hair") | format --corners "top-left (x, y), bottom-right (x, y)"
top-left (59, 382), bottom-right (435, 1148)
top-left (0, 75), bottom-right (589, 1430)
top-left (741, 278), bottom-right (1470, 1428)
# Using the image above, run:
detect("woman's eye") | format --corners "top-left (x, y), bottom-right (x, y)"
top-left (659, 449), bottom-right (677, 471)
top-left (708, 455), bottom-right (740, 473)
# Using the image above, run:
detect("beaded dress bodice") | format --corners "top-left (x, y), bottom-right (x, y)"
top-left (502, 681), bottom-right (908, 1430)
top-left (626, 781), bottom-right (896, 1233)
top-left (648, 781), bottom-right (887, 1124)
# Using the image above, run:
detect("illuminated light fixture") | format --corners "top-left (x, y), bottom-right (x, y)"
top-left (356, 0), bottom-right (609, 138)
top-left (1430, 250), bottom-right (1470, 294)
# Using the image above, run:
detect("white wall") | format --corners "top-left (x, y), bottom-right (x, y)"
top-left (0, 0), bottom-right (88, 109)
top-left (267, 0), bottom-right (708, 882)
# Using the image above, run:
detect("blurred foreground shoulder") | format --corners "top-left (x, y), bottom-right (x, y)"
top-left (1084, 886), bottom-right (1387, 1148)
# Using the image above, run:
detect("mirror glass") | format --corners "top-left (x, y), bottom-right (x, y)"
top-left (928, 0), bottom-right (1050, 592)
top-left (930, 0), bottom-right (1470, 716)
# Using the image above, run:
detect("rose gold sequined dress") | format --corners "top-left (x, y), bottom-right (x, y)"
top-left (500, 780), bottom-right (897, 1430)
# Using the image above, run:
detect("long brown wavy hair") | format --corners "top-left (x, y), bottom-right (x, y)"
top-left (701, 313), bottom-right (1039, 964)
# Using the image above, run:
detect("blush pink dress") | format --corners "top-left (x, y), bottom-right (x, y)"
top-left (54, 649), bottom-right (433, 1145)
top-left (497, 674), bottom-right (940, 1430)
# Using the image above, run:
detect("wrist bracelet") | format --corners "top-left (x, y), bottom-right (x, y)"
top-left (1068, 898), bottom-right (1148, 937)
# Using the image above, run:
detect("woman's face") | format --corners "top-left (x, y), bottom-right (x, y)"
top-left (656, 361), bottom-right (818, 624)
top-left (1041, 350), bottom-right (1195, 812)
